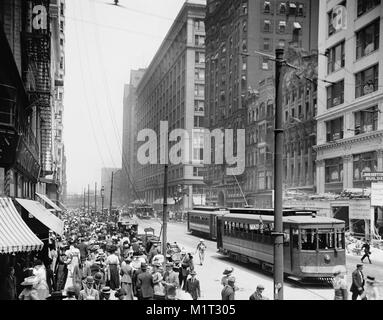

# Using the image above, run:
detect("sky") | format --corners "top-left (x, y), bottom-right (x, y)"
top-left (64, 0), bottom-right (204, 194)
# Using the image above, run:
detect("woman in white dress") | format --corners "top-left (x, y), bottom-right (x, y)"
top-left (33, 260), bottom-right (50, 300)
top-left (362, 276), bottom-right (380, 300)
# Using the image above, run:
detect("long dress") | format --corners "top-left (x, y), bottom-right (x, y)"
top-left (55, 256), bottom-right (68, 291)
top-left (106, 253), bottom-right (120, 290)
top-left (33, 265), bottom-right (50, 300)
top-left (120, 261), bottom-right (134, 300)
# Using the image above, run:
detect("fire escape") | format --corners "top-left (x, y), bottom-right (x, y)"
top-left (23, 0), bottom-right (53, 176)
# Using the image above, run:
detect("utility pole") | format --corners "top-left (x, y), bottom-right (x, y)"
top-left (87, 184), bottom-right (90, 215)
top-left (101, 186), bottom-right (105, 215)
top-left (273, 48), bottom-right (284, 300)
top-left (162, 163), bottom-right (168, 260)
top-left (95, 182), bottom-right (97, 213)
top-left (109, 172), bottom-right (114, 216)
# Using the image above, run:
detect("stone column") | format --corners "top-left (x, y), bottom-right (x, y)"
top-left (377, 150), bottom-right (383, 171)
top-left (343, 155), bottom-right (353, 190)
top-left (316, 159), bottom-right (325, 194)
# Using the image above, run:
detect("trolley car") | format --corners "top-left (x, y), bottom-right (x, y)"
top-left (187, 206), bottom-right (229, 240)
top-left (187, 206), bottom-right (317, 241)
top-left (216, 213), bottom-right (346, 279)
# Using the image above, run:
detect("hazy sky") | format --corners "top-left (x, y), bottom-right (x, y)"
top-left (64, 0), bottom-right (204, 194)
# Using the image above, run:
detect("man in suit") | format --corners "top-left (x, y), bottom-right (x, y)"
top-left (185, 270), bottom-right (200, 300)
top-left (221, 276), bottom-right (236, 300)
top-left (361, 240), bottom-right (372, 264)
top-left (163, 262), bottom-right (179, 300)
top-left (136, 263), bottom-right (154, 300)
top-left (350, 263), bottom-right (367, 300)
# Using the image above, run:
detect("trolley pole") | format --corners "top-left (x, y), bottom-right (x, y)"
top-left (273, 48), bottom-right (284, 300)
top-left (101, 186), bottom-right (105, 215)
top-left (95, 182), bottom-right (97, 214)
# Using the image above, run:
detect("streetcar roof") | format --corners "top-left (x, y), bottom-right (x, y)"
top-left (189, 209), bottom-right (229, 215)
top-left (228, 208), bottom-right (317, 216)
top-left (219, 213), bottom-right (344, 225)
top-left (192, 206), bottom-right (228, 211)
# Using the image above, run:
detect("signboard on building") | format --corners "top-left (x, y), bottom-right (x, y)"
top-left (371, 182), bottom-right (383, 206)
top-left (363, 172), bottom-right (383, 181)
top-left (349, 200), bottom-right (371, 220)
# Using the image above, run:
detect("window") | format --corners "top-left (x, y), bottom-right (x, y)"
top-left (355, 64), bottom-right (379, 98)
top-left (195, 52), bottom-right (205, 64)
top-left (242, 2), bottom-right (248, 15)
top-left (261, 57), bottom-right (269, 70)
top-left (353, 152), bottom-right (377, 180)
top-left (328, 2), bottom-right (346, 36)
top-left (288, 2), bottom-right (297, 15)
top-left (264, 20), bottom-right (271, 32)
top-left (263, 38), bottom-right (271, 51)
top-left (325, 157), bottom-right (343, 183)
top-left (60, 38), bottom-right (64, 46)
top-left (194, 100), bottom-right (204, 112)
top-left (193, 167), bottom-right (204, 177)
top-left (195, 69), bottom-right (205, 80)
top-left (194, 84), bottom-right (204, 97)
top-left (194, 116), bottom-right (204, 127)
top-left (326, 117), bottom-right (344, 142)
top-left (278, 39), bottom-right (285, 48)
top-left (292, 229), bottom-right (299, 248)
top-left (278, 21), bottom-right (286, 33)
top-left (357, 0), bottom-right (381, 17)
top-left (356, 19), bottom-right (380, 59)
top-left (195, 35), bottom-right (205, 46)
top-left (279, 2), bottom-right (286, 14)
top-left (327, 41), bottom-right (345, 73)
top-left (354, 106), bottom-right (378, 135)
top-left (301, 229), bottom-right (317, 250)
top-left (258, 172), bottom-right (265, 190)
top-left (264, 1), bottom-right (271, 13)
top-left (297, 3), bottom-right (304, 16)
top-left (327, 80), bottom-right (344, 108)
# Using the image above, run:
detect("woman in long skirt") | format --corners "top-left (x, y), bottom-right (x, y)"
top-left (55, 252), bottom-right (68, 291)
top-left (105, 251), bottom-right (120, 290)
top-left (32, 260), bottom-right (50, 300)
top-left (120, 257), bottom-right (134, 300)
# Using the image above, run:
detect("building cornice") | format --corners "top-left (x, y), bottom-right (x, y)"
top-left (315, 92), bottom-right (383, 122)
top-left (314, 131), bottom-right (383, 152)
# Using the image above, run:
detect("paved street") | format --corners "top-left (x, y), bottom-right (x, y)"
top-left (137, 217), bottom-right (333, 300)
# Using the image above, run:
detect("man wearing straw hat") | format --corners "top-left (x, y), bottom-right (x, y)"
top-left (350, 264), bottom-right (367, 300)
top-left (185, 270), bottom-right (200, 300)
top-left (78, 276), bottom-right (100, 300)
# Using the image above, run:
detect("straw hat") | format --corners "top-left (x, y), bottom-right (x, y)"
top-left (366, 276), bottom-right (376, 284)
top-left (86, 276), bottom-right (95, 284)
top-left (21, 276), bottom-right (37, 286)
top-left (223, 267), bottom-right (234, 275)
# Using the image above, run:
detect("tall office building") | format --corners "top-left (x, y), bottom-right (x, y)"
top-left (204, 0), bottom-right (319, 207)
top-left (121, 69), bottom-right (146, 204)
top-left (134, 1), bottom-right (206, 210)
top-left (315, 0), bottom-right (383, 236)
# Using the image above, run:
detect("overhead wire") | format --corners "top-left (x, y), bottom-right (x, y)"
top-left (89, 0), bottom-right (149, 205)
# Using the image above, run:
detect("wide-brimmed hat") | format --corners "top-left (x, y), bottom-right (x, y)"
top-left (223, 267), bottom-right (234, 275)
top-left (189, 270), bottom-right (197, 276)
top-left (21, 276), bottom-right (37, 286)
top-left (366, 276), bottom-right (376, 284)
top-left (257, 284), bottom-right (265, 290)
top-left (86, 276), bottom-right (95, 284)
top-left (357, 263), bottom-right (363, 268)
top-left (102, 286), bottom-right (111, 294)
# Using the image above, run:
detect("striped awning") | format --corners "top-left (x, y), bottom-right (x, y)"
top-left (15, 198), bottom-right (64, 236)
top-left (35, 192), bottom-right (62, 212)
top-left (0, 197), bottom-right (43, 254)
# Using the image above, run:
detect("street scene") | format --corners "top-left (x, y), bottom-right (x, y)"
top-left (1, 0), bottom-right (383, 302)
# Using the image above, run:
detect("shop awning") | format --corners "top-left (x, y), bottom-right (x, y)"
top-left (15, 198), bottom-right (64, 236)
top-left (35, 192), bottom-right (62, 212)
top-left (0, 197), bottom-right (43, 254)
top-left (57, 201), bottom-right (67, 211)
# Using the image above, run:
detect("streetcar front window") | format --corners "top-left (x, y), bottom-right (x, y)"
top-left (317, 229), bottom-right (335, 250)
top-left (301, 229), bottom-right (317, 250)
